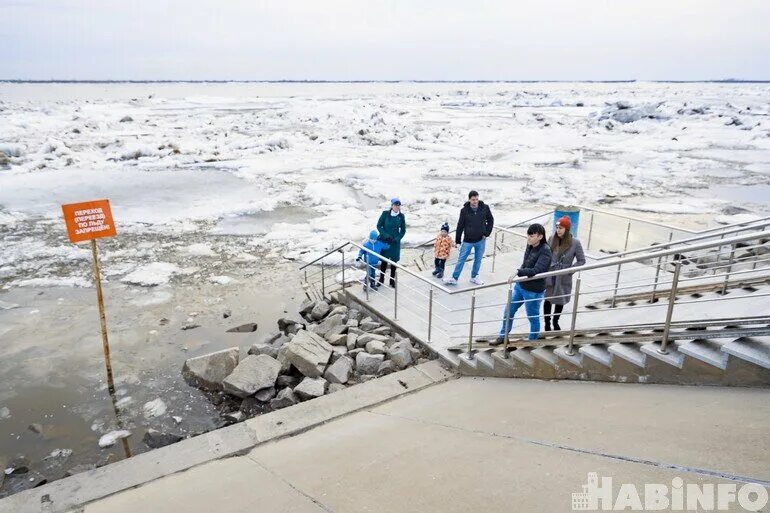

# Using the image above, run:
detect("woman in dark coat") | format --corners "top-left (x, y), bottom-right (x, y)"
top-left (376, 198), bottom-right (407, 287)
top-left (544, 216), bottom-right (586, 331)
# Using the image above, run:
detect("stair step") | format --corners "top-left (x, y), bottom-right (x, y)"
top-left (475, 350), bottom-right (497, 371)
top-left (457, 352), bottom-right (479, 370)
top-left (510, 347), bottom-right (535, 368)
top-left (721, 336), bottom-right (770, 369)
top-left (679, 339), bottom-right (729, 370)
top-left (531, 347), bottom-right (558, 368)
top-left (554, 346), bottom-right (583, 367)
top-left (641, 342), bottom-right (686, 369)
top-left (579, 344), bottom-right (613, 368)
top-left (438, 350), bottom-right (462, 369)
top-left (491, 350), bottom-right (518, 371)
top-left (608, 343), bottom-right (647, 368)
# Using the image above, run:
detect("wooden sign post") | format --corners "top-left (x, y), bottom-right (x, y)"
top-left (62, 199), bottom-right (130, 457)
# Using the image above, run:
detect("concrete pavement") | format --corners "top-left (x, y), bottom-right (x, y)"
top-left (81, 378), bottom-right (770, 513)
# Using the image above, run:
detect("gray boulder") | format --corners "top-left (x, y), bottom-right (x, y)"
top-left (143, 429), bottom-right (183, 449)
top-left (255, 387), bottom-right (277, 402)
top-left (324, 324), bottom-right (348, 342)
top-left (346, 319), bottom-right (359, 328)
top-left (377, 360), bottom-right (396, 376)
top-left (182, 347), bottom-right (240, 391)
top-left (356, 352), bottom-right (384, 375)
top-left (327, 383), bottom-right (346, 394)
top-left (276, 345), bottom-right (292, 373)
top-left (294, 377), bottom-right (327, 400)
top-left (357, 333), bottom-right (389, 348)
top-left (299, 299), bottom-right (316, 316)
top-left (365, 340), bottom-right (386, 355)
top-left (310, 314), bottom-right (344, 338)
top-left (348, 327), bottom-right (365, 336)
top-left (346, 333), bottom-right (358, 350)
top-left (284, 330), bottom-right (333, 378)
top-left (227, 322), bottom-right (258, 333)
top-left (329, 305), bottom-right (348, 317)
top-left (372, 326), bottom-right (391, 336)
top-left (275, 375), bottom-right (300, 389)
top-left (248, 343), bottom-right (278, 359)
top-left (328, 333), bottom-right (348, 346)
top-left (278, 317), bottom-right (304, 333)
top-left (387, 341), bottom-right (413, 369)
top-left (310, 301), bottom-right (331, 320)
top-left (270, 388), bottom-right (298, 409)
top-left (324, 356), bottom-right (353, 384)
top-left (222, 355), bottom-right (282, 398)
top-left (360, 319), bottom-right (380, 331)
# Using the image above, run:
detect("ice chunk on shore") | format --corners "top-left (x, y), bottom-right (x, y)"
top-left (121, 262), bottom-right (181, 286)
top-left (142, 398), bottom-right (167, 418)
top-left (98, 430), bottom-right (131, 448)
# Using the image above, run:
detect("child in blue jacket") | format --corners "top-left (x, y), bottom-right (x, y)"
top-left (356, 230), bottom-right (390, 290)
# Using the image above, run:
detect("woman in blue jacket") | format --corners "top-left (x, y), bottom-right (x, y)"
top-left (376, 198), bottom-right (407, 288)
top-left (493, 223), bottom-right (553, 343)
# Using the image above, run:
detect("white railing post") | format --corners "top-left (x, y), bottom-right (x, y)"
top-left (658, 261), bottom-right (682, 355)
top-left (467, 292), bottom-right (476, 360)
top-left (566, 278), bottom-right (581, 356)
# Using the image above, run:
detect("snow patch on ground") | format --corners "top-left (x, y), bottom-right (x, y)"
top-left (121, 262), bottom-right (181, 286)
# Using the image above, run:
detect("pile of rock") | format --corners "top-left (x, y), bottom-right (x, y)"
top-left (182, 296), bottom-right (431, 420)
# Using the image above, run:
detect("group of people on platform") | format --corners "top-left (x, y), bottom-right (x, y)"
top-left (356, 190), bottom-right (585, 341)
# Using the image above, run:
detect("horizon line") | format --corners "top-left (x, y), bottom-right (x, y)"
top-left (2, 79), bottom-right (770, 84)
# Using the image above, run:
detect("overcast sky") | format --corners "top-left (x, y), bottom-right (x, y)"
top-left (2, 0), bottom-right (769, 81)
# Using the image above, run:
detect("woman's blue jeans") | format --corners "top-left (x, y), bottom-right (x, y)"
top-left (499, 283), bottom-right (545, 340)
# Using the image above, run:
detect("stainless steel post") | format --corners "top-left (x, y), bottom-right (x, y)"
top-left (341, 251), bottom-right (345, 291)
top-left (658, 261), bottom-right (682, 355)
top-left (364, 263), bottom-right (370, 302)
top-left (586, 213), bottom-right (595, 250)
top-left (492, 230), bottom-right (498, 272)
top-left (467, 293), bottom-right (476, 359)
top-left (721, 243), bottom-right (736, 295)
top-left (623, 221), bottom-right (631, 252)
top-left (610, 261), bottom-right (622, 308)
top-left (566, 278), bottom-right (581, 356)
top-left (394, 270), bottom-right (398, 320)
top-left (503, 283), bottom-right (513, 358)
top-left (650, 256), bottom-right (662, 303)
top-left (427, 288), bottom-right (434, 342)
top-left (321, 262), bottom-right (326, 297)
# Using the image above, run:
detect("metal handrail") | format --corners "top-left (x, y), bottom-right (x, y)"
top-left (593, 219), bottom-right (770, 261)
top-left (694, 215), bottom-right (770, 235)
top-left (573, 204), bottom-right (698, 234)
top-left (298, 242), bottom-right (351, 270)
top-left (447, 229), bottom-right (770, 295)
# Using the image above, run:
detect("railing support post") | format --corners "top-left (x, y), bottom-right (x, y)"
top-left (566, 278), bottom-right (581, 356)
top-left (586, 213), bottom-right (595, 250)
top-left (364, 263), bottom-right (370, 302)
top-left (658, 261), bottom-right (682, 355)
top-left (503, 283), bottom-right (513, 358)
top-left (321, 262), bottom-right (326, 298)
top-left (394, 270), bottom-right (398, 320)
top-left (721, 243), bottom-right (736, 295)
top-left (492, 230), bottom-right (498, 273)
top-left (341, 250), bottom-right (345, 291)
top-left (427, 288), bottom-right (434, 342)
top-left (610, 261), bottom-right (622, 308)
top-left (467, 292), bottom-right (476, 360)
top-left (650, 255), bottom-right (662, 303)
top-left (623, 221), bottom-right (631, 252)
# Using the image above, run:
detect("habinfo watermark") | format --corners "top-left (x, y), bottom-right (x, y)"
top-left (572, 473), bottom-right (768, 511)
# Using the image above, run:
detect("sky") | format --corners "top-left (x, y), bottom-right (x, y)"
top-left (2, 0), bottom-right (769, 81)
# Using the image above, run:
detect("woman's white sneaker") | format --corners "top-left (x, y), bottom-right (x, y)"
top-left (470, 276), bottom-right (484, 285)
top-left (443, 277), bottom-right (458, 285)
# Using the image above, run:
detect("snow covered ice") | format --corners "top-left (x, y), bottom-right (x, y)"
top-left (1, 82), bottom-right (769, 290)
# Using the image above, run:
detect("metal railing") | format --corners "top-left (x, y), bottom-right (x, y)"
top-left (298, 206), bottom-right (770, 367)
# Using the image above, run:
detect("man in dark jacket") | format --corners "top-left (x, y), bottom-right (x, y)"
top-left (493, 223), bottom-right (552, 343)
top-left (444, 190), bottom-right (494, 285)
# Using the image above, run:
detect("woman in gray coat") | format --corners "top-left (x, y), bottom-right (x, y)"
top-left (544, 216), bottom-right (586, 331)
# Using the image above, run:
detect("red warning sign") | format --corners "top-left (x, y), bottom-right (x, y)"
top-left (62, 199), bottom-right (117, 244)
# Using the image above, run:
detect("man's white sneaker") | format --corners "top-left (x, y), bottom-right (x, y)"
top-left (470, 276), bottom-right (484, 285)
top-left (443, 277), bottom-right (458, 285)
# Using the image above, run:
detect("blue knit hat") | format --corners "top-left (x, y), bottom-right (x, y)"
top-left (440, 223), bottom-right (450, 232)
top-left (369, 230), bottom-right (379, 240)
top-left (391, 198), bottom-right (401, 205)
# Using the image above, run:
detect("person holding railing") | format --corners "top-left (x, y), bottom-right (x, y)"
top-left (444, 190), bottom-right (494, 286)
top-left (376, 198), bottom-right (406, 288)
top-left (356, 230), bottom-right (390, 291)
top-left (493, 223), bottom-right (552, 344)
top-left (544, 216), bottom-right (586, 331)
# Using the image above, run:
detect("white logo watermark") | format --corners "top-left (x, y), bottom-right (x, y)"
top-left (572, 473), bottom-right (768, 511)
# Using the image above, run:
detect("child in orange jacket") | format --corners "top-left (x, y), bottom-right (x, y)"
top-left (432, 223), bottom-right (455, 279)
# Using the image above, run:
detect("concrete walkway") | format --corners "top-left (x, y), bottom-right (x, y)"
top-left (81, 378), bottom-right (769, 513)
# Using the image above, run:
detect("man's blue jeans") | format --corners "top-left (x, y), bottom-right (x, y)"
top-left (452, 239), bottom-right (486, 280)
top-left (499, 283), bottom-right (545, 340)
